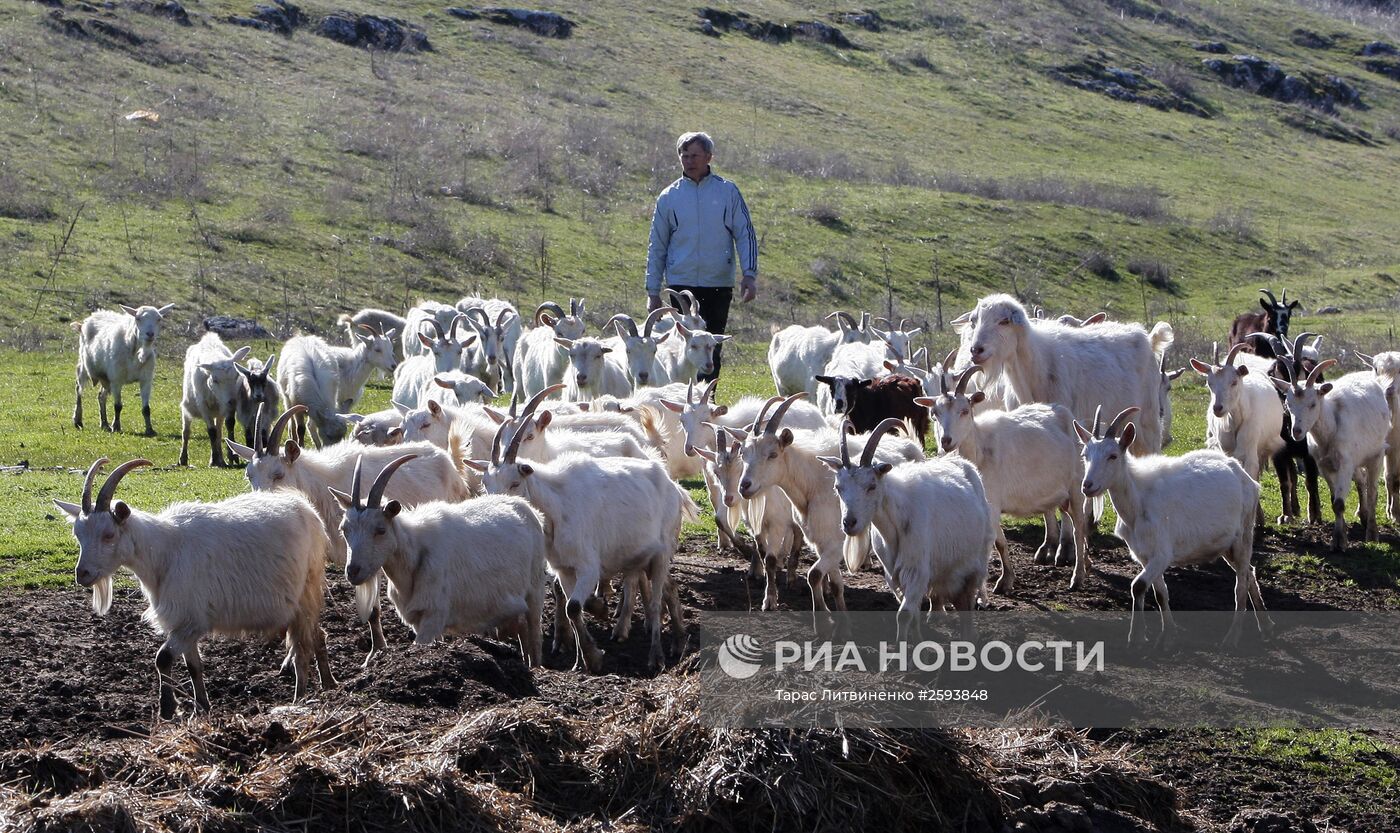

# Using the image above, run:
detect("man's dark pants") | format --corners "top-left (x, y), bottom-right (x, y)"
top-left (666, 285), bottom-right (731, 383)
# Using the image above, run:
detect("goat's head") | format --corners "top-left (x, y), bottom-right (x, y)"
top-left (1271, 358), bottom-right (1336, 442)
top-left (536, 298), bottom-right (588, 340)
top-left (695, 424), bottom-right (750, 509)
top-left (237, 354), bottom-right (278, 410)
top-left (54, 457), bottom-right (152, 614)
top-left (873, 319), bottom-right (924, 363)
top-left (1259, 288), bottom-right (1301, 338)
top-left (606, 308), bottom-right (674, 387)
top-left (200, 345), bottom-right (252, 415)
top-left (228, 404), bottom-right (309, 488)
top-left (121, 303), bottom-right (175, 345)
top-left (554, 337), bottom-right (611, 393)
top-left (738, 393), bottom-right (805, 500)
top-left (964, 294), bottom-right (1028, 370)
top-left (355, 326), bottom-right (399, 374)
top-left (331, 454), bottom-right (417, 586)
top-left (432, 371), bottom-right (496, 406)
top-left (674, 322), bottom-right (730, 380)
top-left (399, 399), bottom-right (453, 446)
top-left (661, 379), bottom-right (726, 456)
top-left (1073, 407), bottom-right (1139, 498)
top-left (1190, 342), bottom-right (1251, 421)
top-left (813, 374), bottom-right (871, 416)
top-left (817, 418), bottom-right (904, 536)
top-left (1158, 353), bottom-right (1185, 448)
top-left (917, 366), bottom-right (984, 454)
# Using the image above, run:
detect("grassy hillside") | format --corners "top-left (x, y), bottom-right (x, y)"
top-left (0, 0), bottom-right (1397, 347)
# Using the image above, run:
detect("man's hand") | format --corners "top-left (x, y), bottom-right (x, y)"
top-left (647, 294), bottom-right (663, 312)
top-left (740, 276), bottom-right (757, 303)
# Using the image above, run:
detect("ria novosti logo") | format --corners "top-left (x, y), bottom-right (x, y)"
top-left (718, 633), bottom-right (765, 679)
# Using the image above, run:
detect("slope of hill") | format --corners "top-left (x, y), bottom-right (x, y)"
top-left (0, 0), bottom-right (1397, 346)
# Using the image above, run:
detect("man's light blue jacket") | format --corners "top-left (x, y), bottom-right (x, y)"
top-left (645, 171), bottom-right (757, 294)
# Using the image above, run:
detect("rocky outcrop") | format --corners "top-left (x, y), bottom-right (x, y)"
top-left (446, 7), bottom-right (575, 38)
top-left (696, 8), bottom-right (857, 48)
top-left (1360, 41), bottom-right (1397, 57)
top-left (203, 316), bottom-right (272, 340)
top-left (316, 11), bottom-right (432, 51)
top-left (227, 1), bottom-right (306, 35)
top-left (125, 1), bottom-right (189, 26)
top-left (1201, 55), bottom-right (1363, 113)
top-left (1049, 55), bottom-right (1211, 117)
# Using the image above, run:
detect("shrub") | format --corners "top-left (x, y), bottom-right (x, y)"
top-left (1080, 250), bottom-right (1118, 280)
top-left (1208, 207), bottom-right (1258, 242)
top-left (1127, 257), bottom-right (1172, 289)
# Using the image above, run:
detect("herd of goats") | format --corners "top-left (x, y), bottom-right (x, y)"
top-left (53, 286), bottom-right (1400, 718)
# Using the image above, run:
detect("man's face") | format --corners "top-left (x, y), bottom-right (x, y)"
top-left (679, 142), bottom-right (712, 179)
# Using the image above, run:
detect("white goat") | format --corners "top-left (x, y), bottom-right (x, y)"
top-left (346, 408), bottom-right (403, 446)
top-left (602, 308), bottom-right (674, 387)
top-left (425, 371), bottom-right (497, 407)
top-left (398, 399), bottom-right (460, 449)
top-left (823, 421), bottom-right (994, 641)
top-left (72, 303), bottom-right (176, 435)
top-left (340, 309), bottom-right (408, 361)
top-left (391, 316), bottom-right (475, 410)
top-left (656, 322), bottom-right (732, 384)
top-left (1357, 350), bottom-right (1400, 521)
top-left (872, 318), bottom-right (924, 364)
top-left (767, 311), bottom-right (871, 396)
top-left (472, 426), bottom-right (697, 672)
top-left (234, 355), bottom-right (282, 450)
top-left (402, 301), bottom-right (460, 359)
top-left (958, 294), bottom-right (1168, 454)
top-left (737, 394), bottom-right (924, 619)
top-left (922, 367), bottom-right (1089, 593)
top-left (228, 406), bottom-right (470, 663)
top-left (179, 333), bottom-right (252, 468)
top-left (1076, 408), bottom-right (1269, 648)
top-left (557, 337), bottom-right (631, 401)
top-left (458, 298), bottom-right (522, 392)
top-left (1273, 360), bottom-right (1391, 551)
top-left (278, 330), bottom-right (398, 447)
top-left (56, 458), bottom-right (334, 718)
top-left (334, 454), bottom-right (547, 666)
top-left (513, 298), bottom-right (587, 399)
top-left (661, 379), bottom-right (826, 460)
top-left (1190, 342), bottom-right (1284, 524)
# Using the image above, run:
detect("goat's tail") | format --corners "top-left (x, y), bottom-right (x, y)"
top-left (1149, 321), bottom-right (1175, 361)
top-left (677, 483), bottom-right (702, 524)
top-left (770, 323), bottom-right (783, 336)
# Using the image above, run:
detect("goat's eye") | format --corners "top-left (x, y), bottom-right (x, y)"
top-left (866, 485), bottom-right (877, 493)
top-left (767, 452), bottom-right (778, 460)
top-left (1108, 454), bottom-right (1118, 461)
top-left (999, 317), bottom-right (1010, 325)
top-left (961, 409), bottom-right (970, 417)
top-left (374, 526), bottom-right (386, 536)
top-left (102, 532), bottom-right (115, 542)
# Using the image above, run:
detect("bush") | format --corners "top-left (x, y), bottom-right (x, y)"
top-left (1208, 207), bottom-right (1258, 242)
top-left (1081, 250), bottom-right (1118, 280)
top-left (800, 195), bottom-right (846, 229)
top-left (1127, 257), bottom-right (1172, 289)
top-left (1147, 62), bottom-right (1197, 99)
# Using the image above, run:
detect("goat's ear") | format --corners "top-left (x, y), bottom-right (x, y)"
top-left (387, 427), bottom-right (404, 441)
top-left (599, 346), bottom-right (613, 354)
top-left (384, 500), bottom-right (401, 520)
top-left (913, 396), bottom-right (935, 408)
top-left (858, 378), bottom-right (874, 388)
top-left (971, 391), bottom-right (987, 404)
top-left (712, 405), bottom-right (728, 417)
top-left (461, 334), bottom-right (477, 347)
top-left (112, 501), bottom-right (132, 524)
top-left (462, 459), bottom-right (488, 473)
top-left (875, 463), bottom-right (893, 476)
top-left (344, 413), bottom-right (366, 424)
top-left (157, 304), bottom-right (175, 317)
top-left (418, 332), bottom-right (435, 348)
top-left (1319, 383), bottom-right (1334, 395)
top-left (1166, 368), bottom-right (1186, 381)
top-left (392, 400), bottom-right (411, 416)
top-left (716, 335), bottom-right (733, 344)
top-left (1270, 377), bottom-right (1291, 394)
top-left (1118, 422), bottom-right (1136, 451)
top-left (519, 463), bottom-right (535, 477)
top-left (1235, 365), bottom-right (1249, 377)
top-left (1189, 358), bottom-right (1212, 376)
top-left (883, 361), bottom-right (897, 372)
top-left (553, 337), bottom-right (574, 349)
top-left (235, 364), bottom-right (252, 379)
top-left (693, 447), bottom-right (717, 463)
top-left (229, 346), bottom-right (252, 362)
top-left (817, 455), bottom-right (842, 471)
top-left (226, 439), bottom-right (256, 461)
top-left (655, 330), bottom-right (671, 344)
top-left (814, 375), bottom-right (833, 386)
top-left (536, 411), bottom-right (553, 429)
top-left (427, 400), bottom-right (443, 416)
top-left (53, 499), bottom-right (82, 521)
top-left (1073, 421), bottom-right (1093, 444)
top-left (121, 304), bottom-right (139, 316)
top-left (659, 399), bottom-right (685, 413)
top-left (433, 376), bottom-right (455, 389)
top-left (1288, 300), bottom-right (1301, 310)
top-left (328, 487), bottom-right (353, 508)
top-left (779, 428), bottom-right (794, 447)
top-left (284, 440), bottom-right (301, 462)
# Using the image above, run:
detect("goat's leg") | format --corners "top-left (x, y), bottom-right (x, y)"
top-left (990, 528), bottom-right (1014, 595)
top-left (72, 364), bottom-right (85, 429)
top-left (1033, 511), bottom-right (1057, 565)
top-left (1328, 468), bottom-right (1351, 552)
top-left (646, 557), bottom-right (668, 671)
top-left (108, 385), bottom-right (120, 432)
top-left (564, 567), bottom-right (605, 673)
top-left (140, 376), bottom-right (155, 436)
top-left (1272, 447), bottom-right (1295, 524)
top-left (179, 413), bottom-right (192, 467)
top-left (183, 645), bottom-right (210, 713)
top-left (155, 638), bottom-right (184, 720)
top-left (1304, 453), bottom-right (1324, 526)
top-left (1068, 497), bottom-right (1090, 590)
top-left (209, 416), bottom-right (226, 468)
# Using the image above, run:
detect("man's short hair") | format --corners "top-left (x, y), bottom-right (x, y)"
top-left (676, 131), bottom-right (714, 155)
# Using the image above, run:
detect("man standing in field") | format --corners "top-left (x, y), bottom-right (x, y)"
top-left (646, 131), bottom-right (757, 382)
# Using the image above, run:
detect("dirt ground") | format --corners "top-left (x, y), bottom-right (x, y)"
top-left (2, 523), bottom-right (1398, 831)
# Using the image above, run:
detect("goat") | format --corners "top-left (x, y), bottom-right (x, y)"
top-left (957, 294), bottom-right (1167, 454)
top-left (1189, 342), bottom-right (1285, 525)
top-left (390, 316), bottom-right (475, 410)
top-left (402, 301), bottom-right (460, 359)
top-left (73, 303), bottom-right (176, 435)
top-left (767, 311), bottom-right (871, 396)
top-left (1272, 359), bottom-right (1390, 551)
top-left (179, 333), bottom-right (252, 467)
top-left (234, 355), bottom-right (282, 450)
top-left (472, 424), bottom-right (697, 672)
top-left (815, 341), bottom-right (889, 415)
top-left (229, 406), bottom-right (470, 664)
top-left (56, 458), bottom-right (334, 718)
top-left (397, 399), bottom-right (460, 449)
top-left (657, 321), bottom-right (732, 384)
top-left (557, 337), bottom-right (631, 401)
top-left (1076, 408), bottom-right (1269, 648)
top-left (1251, 332), bottom-right (1327, 524)
top-left (513, 298), bottom-right (587, 399)
top-left (278, 330), bottom-right (397, 448)
top-left (1357, 350), bottom-right (1400, 521)
top-left (339, 309), bottom-right (408, 361)
top-left (346, 408), bottom-right (404, 447)
top-left (696, 423), bottom-right (804, 610)
top-left (872, 318), bottom-right (924, 364)
top-left (425, 371), bottom-right (496, 407)
top-left (1157, 353), bottom-right (1186, 448)
top-left (1229, 288), bottom-right (1300, 358)
top-left (602, 308), bottom-right (675, 387)
top-left (737, 394), bottom-right (923, 623)
top-left (921, 367), bottom-right (1088, 593)
top-left (334, 454), bottom-right (547, 666)
top-left (814, 373), bottom-right (929, 444)
top-left (822, 420), bottom-right (993, 641)
top-left (458, 298), bottom-right (522, 392)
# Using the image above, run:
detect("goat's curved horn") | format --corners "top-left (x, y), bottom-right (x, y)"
top-left (534, 302), bottom-right (565, 326)
top-left (663, 288), bottom-right (683, 310)
top-left (1260, 288), bottom-right (1279, 307)
top-left (1224, 342), bottom-right (1247, 367)
top-left (463, 307), bottom-right (490, 329)
top-left (502, 416), bottom-right (531, 464)
top-left (702, 378), bottom-right (719, 404)
top-left (605, 314), bottom-right (639, 339)
top-left (571, 297), bottom-right (583, 317)
top-left (954, 365), bottom-right (981, 397)
top-left (764, 393), bottom-right (807, 436)
top-left (859, 312), bottom-right (872, 331)
top-left (1307, 359), bottom-right (1337, 387)
top-left (1247, 332), bottom-right (1282, 356)
top-left (1104, 407), bottom-right (1139, 441)
top-left (80, 457), bottom-right (107, 514)
top-left (494, 309), bottom-right (514, 330)
top-left (422, 316), bottom-right (445, 340)
top-left (367, 454), bottom-right (417, 507)
top-left (268, 405), bottom-right (307, 452)
top-left (1091, 405), bottom-right (1103, 438)
top-left (1291, 331), bottom-right (1317, 361)
top-left (859, 418), bottom-right (906, 467)
top-left (643, 306), bottom-right (676, 338)
top-left (1212, 341), bottom-right (1220, 365)
top-left (1276, 359), bottom-right (1296, 387)
top-left (941, 348), bottom-right (957, 372)
top-left (1281, 288), bottom-right (1289, 305)
top-left (489, 420), bottom-right (508, 465)
top-left (826, 311), bottom-right (856, 329)
top-left (450, 313), bottom-right (473, 342)
top-left (518, 383), bottom-right (565, 422)
top-left (750, 395), bottom-right (785, 434)
top-left (839, 419), bottom-right (854, 467)
top-left (95, 458), bottom-right (151, 512)
top-left (350, 455), bottom-right (367, 509)
top-left (253, 402), bottom-right (269, 454)
top-left (686, 379), bottom-right (696, 405)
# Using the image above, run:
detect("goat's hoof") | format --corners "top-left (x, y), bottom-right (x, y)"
top-left (1032, 548), bottom-right (1052, 566)
top-left (143, 429), bottom-right (157, 438)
